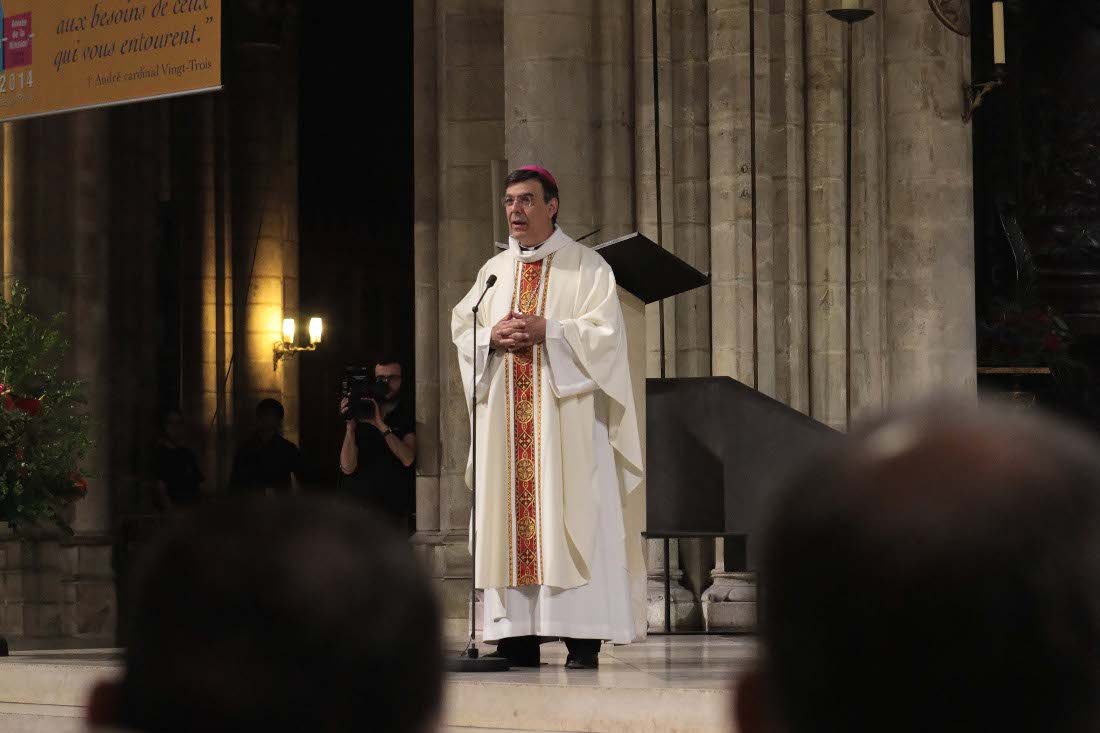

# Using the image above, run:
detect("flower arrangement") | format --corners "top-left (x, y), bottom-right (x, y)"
top-left (0, 284), bottom-right (92, 532)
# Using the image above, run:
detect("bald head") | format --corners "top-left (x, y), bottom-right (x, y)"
top-left (748, 402), bottom-right (1100, 733)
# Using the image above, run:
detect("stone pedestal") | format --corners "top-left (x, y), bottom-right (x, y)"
top-left (701, 537), bottom-right (756, 632)
top-left (60, 538), bottom-right (115, 639)
top-left (702, 571), bottom-right (756, 632)
top-left (646, 539), bottom-right (700, 631)
top-left (412, 530), bottom-right (477, 645)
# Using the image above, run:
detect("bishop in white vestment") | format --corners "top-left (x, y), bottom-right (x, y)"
top-left (451, 166), bottom-right (644, 668)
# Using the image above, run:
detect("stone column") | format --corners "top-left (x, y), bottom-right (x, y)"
top-left (882, 0), bottom-right (975, 398)
top-left (71, 111), bottom-right (112, 538)
top-left (0, 112), bottom-right (118, 640)
top-left (805, 0), bottom-right (848, 430)
top-left (506, 0), bottom-right (633, 239)
top-left (637, 0), bottom-right (677, 381)
top-left (851, 3), bottom-right (886, 417)
top-left (1, 118), bottom-right (69, 640)
top-left (708, 0), bottom-right (755, 386)
top-left (702, 538), bottom-right (756, 631)
top-left (663, 0), bottom-right (715, 624)
top-left (768, 0), bottom-right (813, 411)
top-left (413, 0), bottom-right (441, 538)
top-left (646, 537), bottom-right (700, 630)
top-left (65, 110), bottom-right (118, 638)
top-left (702, 0), bottom-right (766, 628)
top-left (228, 2), bottom-right (301, 445)
top-left (670, 0), bottom-right (711, 379)
top-left (177, 94), bottom-right (235, 490)
top-left (433, 0), bottom-right (505, 639)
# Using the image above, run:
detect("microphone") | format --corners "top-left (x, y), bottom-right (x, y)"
top-left (473, 274), bottom-right (497, 313)
top-left (462, 271), bottom-right (499, 664)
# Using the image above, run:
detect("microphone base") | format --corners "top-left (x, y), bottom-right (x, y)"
top-left (447, 651), bottom-right (511, 673)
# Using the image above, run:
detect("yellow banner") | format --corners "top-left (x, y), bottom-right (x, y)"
top-left (0, 0), bottom-right (221, 122)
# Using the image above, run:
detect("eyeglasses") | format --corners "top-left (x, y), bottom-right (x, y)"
top-left (376, 374), bottom-right (402, 383)
top-left (501, 193), bottom-right (539, 210)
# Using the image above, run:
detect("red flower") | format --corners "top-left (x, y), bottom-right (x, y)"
top-left (71, 474), bottom-right (88, 494)
top-left (13, 397), bottom-right (41, 416)
top-left (1042, 333), bottom-right (1063, 352)
top-left (0, 394), bottom-right (13, 411)
top-left (14, 448), bottom-right (24, 461)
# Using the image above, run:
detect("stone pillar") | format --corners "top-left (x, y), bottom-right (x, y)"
top-left (0, 112), bottom-right (118, 640)
top-left (71, 111), bottom-right (112, 537)
top-left (767, 0), bottom-right (812, 412)
top-left (805, 0), bottom-right (848, 430)
top-left (670, 0), bottom-right (711, 379)
top-left (637, 0), bottom-right (677, 381)
top-left (882, 0), bottom-right (975, 398)
top-left (505, 0), bottom-right (634, 239)
top-left (646, 537), bottom-right (700, 631)
top-left (654, 0), bottom-right (714, 623)
top-left (177, 94), bottom-right (235, 491)
top-left (850, 3), bottom-right (886, 417)
top-left (228, 2), bottom-right (301, 445)
top-left (703, 0), bottom-right (764, 628)
top-left (708, 0), bottom-right (756, 386)
top-left (432, 0), bottom-right (505, 640)
top-left (413, 0), bottom-right (441, 538)
top-left (702, 538), bottom-right (756, 631)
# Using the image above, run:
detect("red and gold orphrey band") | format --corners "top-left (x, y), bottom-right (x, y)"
top-left (507, 255), bottom-right (554, 586)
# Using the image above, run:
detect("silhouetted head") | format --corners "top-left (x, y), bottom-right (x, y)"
top-left (255, 398), bottom-right (284, 438)
top-left (91, 496), bottom-right (443, 733)
top-left (738, 400), bottom-right (1100, 733)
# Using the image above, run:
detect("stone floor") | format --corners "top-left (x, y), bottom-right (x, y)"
top-left (0, 635), bottom-right (756, 732)
top-left (443, 635), bottom-right (755, 732)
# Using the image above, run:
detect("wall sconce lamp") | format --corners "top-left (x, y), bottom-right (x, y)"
top-left (273, 316), bottom-right (323, 369)
top-left (963, 1), bottom-right (1007, 124)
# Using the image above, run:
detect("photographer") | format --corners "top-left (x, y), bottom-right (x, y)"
top-left (339, 358), bottom-right (416, 532)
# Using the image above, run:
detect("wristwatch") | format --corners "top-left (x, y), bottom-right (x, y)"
top-left (382, 427), bottom-right (394, 437)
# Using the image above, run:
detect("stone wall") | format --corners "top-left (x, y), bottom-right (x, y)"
top-left (0, 2), bottom-right (303, 645)
top-left (414, 0), bottom-right (975, 635)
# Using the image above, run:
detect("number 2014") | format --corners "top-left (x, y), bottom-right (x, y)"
top-left (0, 70), bottom-right (33, 94)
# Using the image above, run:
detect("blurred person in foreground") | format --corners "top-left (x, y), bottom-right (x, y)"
top-left (735, 400), bottom-right (1100, 733)
top-left (87, 496), bottom-right (443, 733)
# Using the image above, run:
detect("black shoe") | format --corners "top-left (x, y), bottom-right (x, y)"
top-left (564, 653), bottom-right (599, 669)
top-left (563, 637), bottom-right (601, 668)
top-left (489, 636), bottom-right (540, 667)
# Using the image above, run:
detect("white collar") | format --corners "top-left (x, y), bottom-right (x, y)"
top-left (508, 226), bottom-right (573, 263)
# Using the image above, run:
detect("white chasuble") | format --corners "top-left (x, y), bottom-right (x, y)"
top-left (451, 227), bottom-right (645, 642)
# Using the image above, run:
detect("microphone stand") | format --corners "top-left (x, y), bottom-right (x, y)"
top-left (448, 275), bottom-right (509, 673)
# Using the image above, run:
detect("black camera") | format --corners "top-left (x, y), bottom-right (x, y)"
top-left (341, 366), bottom-right (390, 422)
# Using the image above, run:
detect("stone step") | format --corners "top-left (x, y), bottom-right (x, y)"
top-left (445, 677), bottom-right (729, 733)
top-left (441, 638), bottom-right (748, 733)
top-left (0, 637), bottom-right (751, 733)
top-left (0, 703), bottom-right (85, 733)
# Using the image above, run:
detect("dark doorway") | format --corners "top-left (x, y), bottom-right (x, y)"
top-left (298, 5), bottom-right (414, 490)
top-left (972, 0), bottom-right (1100, 428)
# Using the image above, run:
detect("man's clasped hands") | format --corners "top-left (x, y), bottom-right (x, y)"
top-left (490, 312), bottom-right (548, 353)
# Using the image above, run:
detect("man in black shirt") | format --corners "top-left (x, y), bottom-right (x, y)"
top-left (230, 399), bottom-right (304, 495)
top-left (153, 409), bottom-right (204, 510)
top-left (339, 359), bottom-right (416, 531)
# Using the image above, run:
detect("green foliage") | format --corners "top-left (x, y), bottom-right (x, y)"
top-left (0, 283), bottom-right (92, 532)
